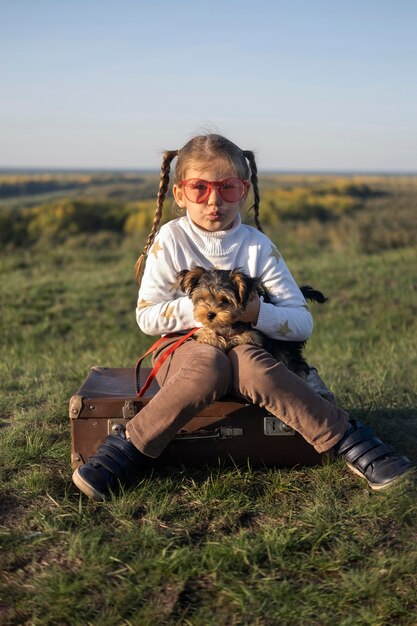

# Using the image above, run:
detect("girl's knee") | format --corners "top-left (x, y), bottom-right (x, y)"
top-left (187, 345), bottom-right (232, 392)
top-left (228, 344), bottom-right (280, 395)
top-left (228, 343), bottom-right (264, 373)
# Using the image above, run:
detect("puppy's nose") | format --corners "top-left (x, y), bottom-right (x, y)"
top-left (207, 311), bottom-right (216, 320)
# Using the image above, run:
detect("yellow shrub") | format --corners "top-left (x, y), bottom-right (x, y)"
top-left (27, 199), bottom-right (126, 241)
top-left (124, 200), bottom-right (178, 235)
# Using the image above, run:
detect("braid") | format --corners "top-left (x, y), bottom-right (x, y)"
top-left (243, 150), bottom-right (263, 232)
top-left (135, 149), bottom-right (178, 282)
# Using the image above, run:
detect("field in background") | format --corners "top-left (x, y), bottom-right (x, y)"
top-left (1, 171), bottom-right (416, 256)
top-left (1, 173), bottom-right (417, 625)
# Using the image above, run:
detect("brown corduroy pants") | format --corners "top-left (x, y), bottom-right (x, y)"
top-left (126, 338), bottom-right (350, 458)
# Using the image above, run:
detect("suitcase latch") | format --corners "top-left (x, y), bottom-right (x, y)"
top-left (264, 415), bottom-right (295, 436)
top-left (122, 401), bottom-right (137, 419)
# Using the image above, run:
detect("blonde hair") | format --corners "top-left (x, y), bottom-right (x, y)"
top-left (135, 134), bottom-right (263, 282)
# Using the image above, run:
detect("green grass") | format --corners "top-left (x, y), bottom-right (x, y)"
top-left (1, 178), bottom-right (417, 625)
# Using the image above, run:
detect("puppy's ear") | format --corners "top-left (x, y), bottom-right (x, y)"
top-left (176, 267), bottom-right (206, 295)
top-left (230, 269), bottom-right (257, 305)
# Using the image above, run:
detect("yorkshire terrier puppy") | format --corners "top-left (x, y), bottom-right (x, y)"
top-left (177, 267), bottom-right (264, 351)
top-left (176, 266), bottom-right (327, 378)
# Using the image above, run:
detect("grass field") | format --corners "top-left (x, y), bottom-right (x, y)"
top-left (1, 175), bottom-right (417, 625)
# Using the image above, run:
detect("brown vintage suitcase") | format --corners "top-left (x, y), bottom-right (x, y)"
top-left (70, 366), bottom-right (325, 470)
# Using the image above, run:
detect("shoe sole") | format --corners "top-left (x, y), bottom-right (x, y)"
top-left (346, 462), bottom-right (414, 491)
top-left (72, 468), bottom-right (106, 502)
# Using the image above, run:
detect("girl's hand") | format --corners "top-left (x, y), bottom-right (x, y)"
top-left (238, 294), bottom-right (261, 324)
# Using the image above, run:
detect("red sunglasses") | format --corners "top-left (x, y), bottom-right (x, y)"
top-left (179, 177), bottom-right (249, 204)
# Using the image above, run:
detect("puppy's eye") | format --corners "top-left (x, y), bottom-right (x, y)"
top-left (220, 298), bottom-right (229, 305)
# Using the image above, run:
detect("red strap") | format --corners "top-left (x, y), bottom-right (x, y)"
top-left (135, 328), bottom-right (199, 397)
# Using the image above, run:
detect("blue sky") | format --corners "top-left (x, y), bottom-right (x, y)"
top-left (1, 0), bottom-right (416, 171)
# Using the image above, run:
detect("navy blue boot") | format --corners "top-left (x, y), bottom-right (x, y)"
top-left (72, 434), bottom-right (148, 501)
top-left (334, 420), bottom-right (413, 490)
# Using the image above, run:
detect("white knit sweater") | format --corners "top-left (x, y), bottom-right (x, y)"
top-left (136, 214), bottom-right (313, 341)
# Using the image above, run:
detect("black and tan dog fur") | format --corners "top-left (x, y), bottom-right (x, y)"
top-left (176, 266), bottom-right (327, 378)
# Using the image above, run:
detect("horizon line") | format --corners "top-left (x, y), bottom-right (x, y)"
top-left (1, 166), bottom-right (417, 176)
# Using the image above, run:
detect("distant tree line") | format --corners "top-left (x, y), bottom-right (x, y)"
top-left (1, 177), bottom-right (416, 255)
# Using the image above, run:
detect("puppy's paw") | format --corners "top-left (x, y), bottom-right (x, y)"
top-left (195, 328), bottom-right (227, 351)
top-left (241, 330), bottom-right (264, 347)
top-left (227, 330), bottom-right (264, 349)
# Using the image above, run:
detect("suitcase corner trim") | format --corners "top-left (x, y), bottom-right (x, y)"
top-left (69, 394), bottom-right (83, 419)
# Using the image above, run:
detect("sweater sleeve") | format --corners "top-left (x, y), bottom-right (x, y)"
top-left (136, 227), bottom-right (199, 336)
top-left (252, 241), bottom-right (313, 341)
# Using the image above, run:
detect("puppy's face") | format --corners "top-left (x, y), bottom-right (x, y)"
top-left (177, 267), bottom-right (258, 330)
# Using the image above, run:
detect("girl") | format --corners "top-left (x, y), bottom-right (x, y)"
top-left (72, 134), bottom-right (412, 501)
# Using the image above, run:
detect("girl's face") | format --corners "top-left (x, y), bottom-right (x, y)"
top-left (173, 164), bottom-right (248, 232)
